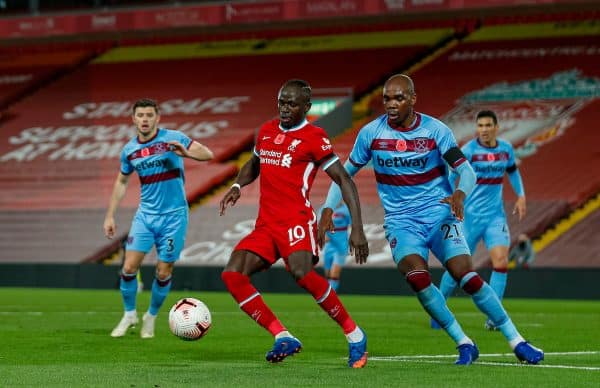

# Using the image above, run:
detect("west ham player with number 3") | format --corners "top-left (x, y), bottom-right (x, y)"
top-left (320, 74), bottom-right (543, 365)
top-left (219, 79), bottom-right (369, 368)
top-left (104, 98), bottom-right (214, 339)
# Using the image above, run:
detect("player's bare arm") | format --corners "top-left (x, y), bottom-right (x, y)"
top-left (441, 190), bottom-right (466, 221)
top-left (103, 172), bottom-right (131, 239)
top-left (324, 160), bottom-right (369, 264)
top-left (168, 140), bottom-right (214, 161)
top-left (317, 207), bottom-right (335, 248)
top-left (441, 146), bottom-right (475, 221)
top-left (219, 154), bottom-right (261, 216)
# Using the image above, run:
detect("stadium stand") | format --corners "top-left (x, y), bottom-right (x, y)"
top-left (534, 202), bottom-right (600, 268)
top-left (0, 50), bottom-right (100, 108)
top-left (1, 3), bottom-right (599, 276)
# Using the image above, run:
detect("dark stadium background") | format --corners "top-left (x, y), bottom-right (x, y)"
top-left (1, 0), bottom-right (599, 299)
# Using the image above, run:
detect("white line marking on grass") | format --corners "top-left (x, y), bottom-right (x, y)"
top-left (371, 351), bottom-right (600, 371)
top-left (373, 351), bottom-right (600, 360)
top-left (373, 358), bottom-right (600, 371)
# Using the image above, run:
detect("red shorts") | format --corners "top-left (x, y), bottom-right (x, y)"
top-left (234, 218), bottom-right (318, 265)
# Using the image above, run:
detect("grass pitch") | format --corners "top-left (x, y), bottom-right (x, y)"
top-left (0, 288), bottom-right (598, 387)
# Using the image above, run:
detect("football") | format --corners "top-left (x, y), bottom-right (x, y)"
top-left (168, 297), bottom-right (212, 340)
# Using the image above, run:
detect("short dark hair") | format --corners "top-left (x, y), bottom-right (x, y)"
top-left (476, 110), bottom-right (497, 125)
top-left (282, 79), bottom-right (312, 101)
top-left (132, 98), bottom-right (159, 114)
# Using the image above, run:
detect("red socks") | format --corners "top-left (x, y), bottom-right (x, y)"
top-left (297, 270), bottom-right (356, 334)
top-left (222, 270), bottom-right (357, 336)
top-left (221, 271), bottom-right (285, 336)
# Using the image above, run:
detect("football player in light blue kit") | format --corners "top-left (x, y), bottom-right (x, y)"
top-left (320, 202), bottom-right (351, 291)
top-left (436, 110), bottom-right (526, 331)
top-left (319, 75), bottom-right (543, 365)
top-left (103, 98), bottom-right (213, 338)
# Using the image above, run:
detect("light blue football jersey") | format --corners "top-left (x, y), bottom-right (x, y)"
top-left (120, 128), bottom-right (192, 214)
top-left (460, 138), bottom-right (518, 218)
top-left (349, 113), bottom-right (461, 222)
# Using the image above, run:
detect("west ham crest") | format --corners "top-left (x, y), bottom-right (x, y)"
top-left (155, 143), bottom-right (167, 153)
top-left (414, 137), bottom-right (430, 153)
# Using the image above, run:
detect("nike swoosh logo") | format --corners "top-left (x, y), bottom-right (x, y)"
top-left (262, 136), bottom-right (271, 140)
top-left (290, 239), bottom-right (304, 246)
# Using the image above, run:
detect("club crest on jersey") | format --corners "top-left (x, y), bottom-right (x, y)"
top-left (414, 137), bottom-right (430, 153)
top-left (274, 134), bottom-right (286, 144)
top-left (141, 147), bottom-right (150, 157)
top-left (288, 139), bottom-right (302, 152)
top-left (395, 139), bottom-right (407, 152)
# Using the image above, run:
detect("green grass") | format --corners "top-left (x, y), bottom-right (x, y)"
top-left (0, 288), bottom-right (598, 387)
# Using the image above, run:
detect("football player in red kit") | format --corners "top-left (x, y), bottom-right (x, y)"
top-left (219, 79), bottom-right (369, 368)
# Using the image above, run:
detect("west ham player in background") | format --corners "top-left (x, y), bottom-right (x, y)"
top-left (319, 202), bottom-right (351, 291)
top-left (320, 74), bottom-right (543, 365)
top-left (436, 110), bottom-right (527, 330)
top-left (104, 98), bottom-right (213, 339)
top-left (219, 79), bottom-right (369, 368)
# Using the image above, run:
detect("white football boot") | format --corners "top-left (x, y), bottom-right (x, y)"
top-left (110, 313), bottom-right (139, 337)
top-left (140, 312), bottom-right (156, 339)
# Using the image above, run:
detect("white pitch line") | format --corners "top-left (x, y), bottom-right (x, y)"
top-left (370, 351), bottom-right (600, 371)
top-left (372, 358), bottom-right (600, 371)
top-left (372, 351), bottom-right (600, 360)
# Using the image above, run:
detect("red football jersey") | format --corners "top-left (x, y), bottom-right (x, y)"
top-left (254, 119), bottom-right (338, 225)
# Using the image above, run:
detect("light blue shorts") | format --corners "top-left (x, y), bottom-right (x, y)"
top-left (127, 208), bottom-right (188, 263)
top-left (464, 214), bottom-right (510, 253)
top-left (322, 232), bottom-right (349, 270)
top-left (384, 207), bottom-right (470, 266)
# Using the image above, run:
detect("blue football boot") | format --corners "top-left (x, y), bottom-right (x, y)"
top-left (455, 343), bottom-right (479, 365)
top-left (265, 337), bottom-right (302, 363)
top-left (514, 341), bottom-right (544, 364)
top-left (348, 327), bottom-right (368, 368)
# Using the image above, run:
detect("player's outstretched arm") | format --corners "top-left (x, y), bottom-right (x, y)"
top-left (103, 172), bottom-right (130, 239)
top-left (324, 160), bottom-right (368, 264)
top-left (168, 140), bottom-right (214, 161)
top-left (219, 154), bottom-right (260, 216)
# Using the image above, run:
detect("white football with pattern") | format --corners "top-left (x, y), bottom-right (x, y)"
top-left (168, 298), bottom-right (212, 341)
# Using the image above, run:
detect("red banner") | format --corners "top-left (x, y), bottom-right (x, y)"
top-left (0, 0), bottom-right (591, 40)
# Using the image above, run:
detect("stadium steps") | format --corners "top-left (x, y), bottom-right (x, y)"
top-left (531, 192), bottom-right (600, 267)
top-left (0, 47), bottom-right (111, 110)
